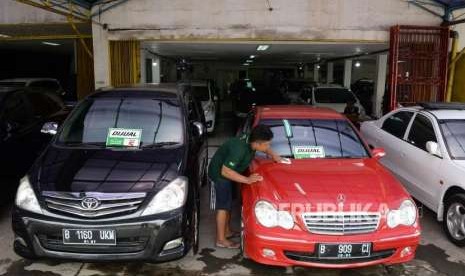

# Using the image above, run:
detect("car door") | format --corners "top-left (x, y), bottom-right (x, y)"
top-left (374, 110), bottom-right (415, 186)
top-left (186, 93), bottom-right (208, 188)
top-left (401, 112), bottom-right (443, 209)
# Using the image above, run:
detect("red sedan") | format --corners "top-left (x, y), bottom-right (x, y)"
top-left (240, 106), bottom-right (420, 268)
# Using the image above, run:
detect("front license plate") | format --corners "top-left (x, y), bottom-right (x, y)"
top-left (318, 243), bottom-right (371, 259)
top-left (62, 229), bottom-right (116, 246)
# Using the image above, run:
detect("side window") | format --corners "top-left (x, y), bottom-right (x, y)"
top-left (2, 92), bottom-right (34, 125)
top-left (381, 111), bottom-right (414, 139)
top-left (407, 114), bottom-right (437, 151)
top-left (25, 92), bottom-right (61, 117)
top-left (29, 81), bottom-right (59, 90)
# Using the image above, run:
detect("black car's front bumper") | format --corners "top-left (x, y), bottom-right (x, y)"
top-left (12, 207), bottom-right (189, 263)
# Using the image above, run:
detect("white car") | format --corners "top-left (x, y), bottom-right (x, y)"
top-left (191, 81), bottom-right (217, 133)
top-left (360, 102), bottom-right (465, 245)
top-left (306, 86), bottom-right (368, 119)
top-left (0, 78), bottom-right (65, 96)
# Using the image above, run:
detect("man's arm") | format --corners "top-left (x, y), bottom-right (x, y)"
top-left (264, 148), bottom-right (282, 163)
top-left (221, 165), bottom-right (262, 184)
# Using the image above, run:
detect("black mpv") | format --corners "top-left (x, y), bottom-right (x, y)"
top-left (12, 84), bottom-right (208, 262)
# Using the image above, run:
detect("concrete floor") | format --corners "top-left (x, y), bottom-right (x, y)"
top-left (2, 103), bottom-right (465, 276)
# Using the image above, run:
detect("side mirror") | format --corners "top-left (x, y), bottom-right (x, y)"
top-left (372, 148), bottom-right (386, 159)
top-left (426, 141), bottom-right (442, 158)
top-left (41, 122), bottom-right (58, 135)
top-left (192, 121), bottom-right (204, 137)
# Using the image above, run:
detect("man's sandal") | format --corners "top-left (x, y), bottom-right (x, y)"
top-left (215, 241), bottom-right (240, 249)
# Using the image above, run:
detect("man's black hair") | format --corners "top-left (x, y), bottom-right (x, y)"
top-left (249, 124), bottom-right (273, 143)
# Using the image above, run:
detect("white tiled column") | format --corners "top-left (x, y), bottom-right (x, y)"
top-left (327, 62), bottom-right (334, 84)
top-left (343, 59), bottom-right (352, 88)
top-left (374, 54), bottom-right (388, 118)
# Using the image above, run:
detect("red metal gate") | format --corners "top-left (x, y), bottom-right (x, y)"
top-left (388, 25), bottom-right (450, 111)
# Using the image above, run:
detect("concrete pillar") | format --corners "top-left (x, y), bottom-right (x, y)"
top-left (327, 62), bottom-right (334, 84)
top-left (92, 23), bottom-right (110, 89)
top-left (343, 59), bottom-right (352, 88)
top-left (374, 54), bottom-right (388, 118)
top-left (314, 64), bottom-right (320, 82)
top-left (152, 56), bottom-right (161, 83)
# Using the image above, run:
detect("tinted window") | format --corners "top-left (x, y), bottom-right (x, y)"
top-left (259, 119), bottom-right (368, 158)
top-left (0, 82), bottom-right (26, 87)
top-left (29, 81), bottom-right (59, 90)
top-left (314, 88), bottom-right (356, 103)
top-left (25, 92), bottom-right (62, 116)
top-left (192, 86), bottom-right (210, 101)
top-left (381, 111), bottom-right (414, 139)
top-left (1, 92), bottom-right (34, 125)
top-left (58, 98), bottom-right (184, 147)
top-left (441, 120), bottom-right (465, 159)
top-left (407, 114), bottom-right (437, 151)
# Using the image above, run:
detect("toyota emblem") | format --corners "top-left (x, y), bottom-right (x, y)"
top-left (81, 197), bottom-right (100, 210)
top-left (337, 194), bottom-right (346, 204)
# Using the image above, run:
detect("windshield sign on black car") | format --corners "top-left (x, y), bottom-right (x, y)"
top-left (259, 119), bottom-right (368, 159)
top-left (58, 98), bottom-right (183, 148)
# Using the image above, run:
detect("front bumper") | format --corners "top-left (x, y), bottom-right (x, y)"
top-left (243, 227), bottom-right (420, 268)
top-left (12, 207), bottom-right (188, 263)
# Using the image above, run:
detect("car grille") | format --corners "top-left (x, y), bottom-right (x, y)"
top-left (301, 212), bottom-right (380, 235)
top-left (42, 192), bottom-right (147, 218)
top-left (284, 249), bottom-right (395, 264)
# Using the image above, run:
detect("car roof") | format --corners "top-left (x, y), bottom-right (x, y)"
top-left (256, 105), bottom-right (346, 120)
top-left (92, 83), bottom-right (182, 99)
top-left (396, 105), bottom-right (465, 120)
top-left (0, 78), bottom-right (58, 83)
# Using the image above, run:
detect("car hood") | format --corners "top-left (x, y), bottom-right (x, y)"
top-left (34, 145), bottom-right (185, 193)
top-left (250, 158), bottom-right (408, 212)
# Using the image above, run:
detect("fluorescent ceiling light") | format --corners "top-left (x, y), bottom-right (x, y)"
top-left (250, 55), bottom-right (256, 59)
top-left (355, 61), bottom-right (361, 67)
top-left (257, 45), bottom-right (270, 51)
top-left (0, 34), bottom-right (11, 38)
top-left (243, 63), bottom-right (250, 66)
top-left (152, 62), bottom-right (158, 66)
top-left (246, 60), bottom-right (253, 63)
top-left (316, 65), bottom-right (321, 69)
top-left (42, 41), bottom-right (60, 46)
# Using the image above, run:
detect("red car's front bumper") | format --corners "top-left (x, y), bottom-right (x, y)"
top-left (243, 225), bottom-right (421, 268)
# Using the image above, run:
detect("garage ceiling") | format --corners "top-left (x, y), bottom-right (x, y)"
top-left (143, 42), bottom-right (388, 65)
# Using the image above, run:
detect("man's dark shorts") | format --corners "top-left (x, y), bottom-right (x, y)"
top-left (214, 179), bottom-right (233, 211)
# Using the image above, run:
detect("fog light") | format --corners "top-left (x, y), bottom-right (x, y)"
top-left (163, 237), bottom-right (183, 251)
top-left (262, 248), bottom-right (276, 258)
top-left (400, 246), bottom-right (413, 258)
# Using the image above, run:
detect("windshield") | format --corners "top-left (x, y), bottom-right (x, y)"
top-left (192, 86), bottom-right (210, 101)
top-left (57, 97), bottom-right (184, 148)
top-left (315, 88), bottom-right (356, 104)
top-left (440, 120), bottom-right (465, 159)
top-left (0, 82), bottom-right (26, 87)
top-left (259, 119), bottom-right (369, 159)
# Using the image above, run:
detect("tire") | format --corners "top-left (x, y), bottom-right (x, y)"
top-left (443, 194), bottom-right (465, 246)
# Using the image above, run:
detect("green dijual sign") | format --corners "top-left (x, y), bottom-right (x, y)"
top-left (293, 146), bottom-right (325, 159)
top-left (106, 128), bottom-right (142, 148)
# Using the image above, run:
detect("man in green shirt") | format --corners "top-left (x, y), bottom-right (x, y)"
top-left (209, 125), bottom-right (281, 249)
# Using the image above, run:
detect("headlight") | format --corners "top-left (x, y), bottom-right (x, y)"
top-left (254, 200), bottom-right (294, 229)
top-left (141, 177), bottom-right (188, 216)
top-left (387, 199), bottom-right (417, 228)
top-left (15, 176), bottom-right (42, 214)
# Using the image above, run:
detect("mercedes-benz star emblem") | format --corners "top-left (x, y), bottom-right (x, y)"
top-left (337, 194), bottom-right (346, 204)
top-left (81, 197), bottom-right (100, 210)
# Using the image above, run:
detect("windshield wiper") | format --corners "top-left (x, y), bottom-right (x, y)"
top-left (62, 142), bottom-right (105, 148)
top-left (141, 142), bottom-right (181, 148)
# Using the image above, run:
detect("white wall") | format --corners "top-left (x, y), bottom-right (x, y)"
top-left (140, 49), bottom-right (161, 83)
top-left (90, 0), bottom-right (442, 87)
top-left (0, 1), bottom-right (68, 24)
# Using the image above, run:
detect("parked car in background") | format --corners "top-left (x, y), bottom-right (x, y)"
top-left (360, 102), bottom-right (465, 246)
top-left (0, 86), bottom-right (69, 177)
top-left (0, 78), bottom-right (66, 97)
top-left (191, 80), bottom-right (217, 133)
top-left (284, 79), bottom-right (317, 104)
top-left (239, 105), bottom-right (420, 268)
top-left (351, 79), bottom-right (374, 116)
top-left (12, 84), bottom-right (208, 262)
top-left (303, 86), bottom-right (368, 119)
